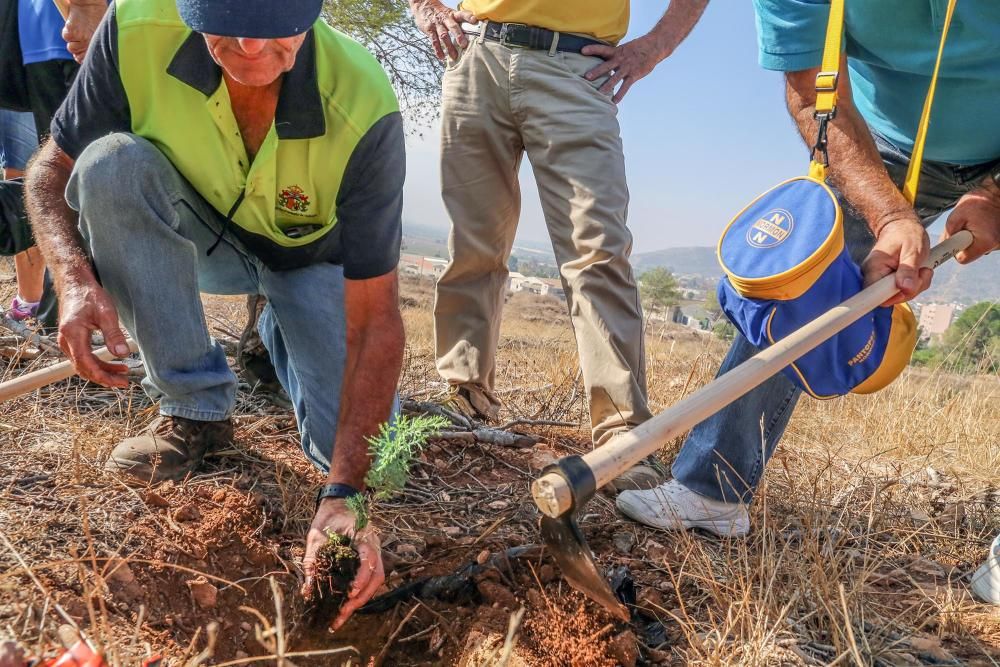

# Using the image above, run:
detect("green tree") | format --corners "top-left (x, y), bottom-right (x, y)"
top-left (938, 301), bottom-right (1000, 373)
top-left (323, 0), bottom-right (441, 129)
top-left (704, 289), bottom-right (722, 321)
top-left (640, 267), bottom-right (681, 316)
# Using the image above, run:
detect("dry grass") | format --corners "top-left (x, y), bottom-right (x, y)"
top-left (1, 264), bottom-right (998, 665)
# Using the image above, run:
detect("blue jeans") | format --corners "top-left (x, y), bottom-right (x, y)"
top-left (66, 133), bottom-right (349, 473)
top-left (672, 132), bottom-right (999, 504)
top-left (0, 110), bottom-right (38, 172)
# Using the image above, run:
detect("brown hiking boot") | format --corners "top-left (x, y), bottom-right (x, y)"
top-left (104, 416), bottom-right (234, 484)
top-left (438, 385), bottom-right (501, 423)
top-left (238, 294), bottom-right (292, 409)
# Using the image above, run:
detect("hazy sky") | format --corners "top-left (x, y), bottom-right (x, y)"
top-left (401, 1), bottom-right (809, 253)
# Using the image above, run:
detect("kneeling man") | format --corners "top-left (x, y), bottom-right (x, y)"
top-left (26, 0), bottom-right (405, 627)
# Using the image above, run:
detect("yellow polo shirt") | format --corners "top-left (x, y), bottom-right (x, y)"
top-left (460, 0), bottom-right (629, 44)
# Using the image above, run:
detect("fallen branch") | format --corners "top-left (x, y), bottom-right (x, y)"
top-left (435, 429), bottom-right (539, 448)
top-left (402, 399), bottom-right (473, 430)
top-left (498, 418), bottom-right (578, 430)
top-left (0, 314), bottom-right (61, 356)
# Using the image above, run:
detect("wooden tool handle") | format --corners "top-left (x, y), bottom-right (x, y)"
top-left (0, 340), bottom-right (138, 402)
top-left (533, 231), bottom-right (973, 518)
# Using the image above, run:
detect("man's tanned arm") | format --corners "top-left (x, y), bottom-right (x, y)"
top-left (301, 270), bottom-right (405, 631)
top-left (26, 139), bottom-right (132, 383)
top-left (785, 56), bottom-right (932, 305)
top-left (582, 0), bottom-right (710, 103)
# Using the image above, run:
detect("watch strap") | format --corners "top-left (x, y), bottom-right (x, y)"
top-left (316, 483), bottom-right (361, 507)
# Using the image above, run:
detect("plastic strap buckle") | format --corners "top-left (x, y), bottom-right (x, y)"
top-left (815, 70), bottom-right (839, 92)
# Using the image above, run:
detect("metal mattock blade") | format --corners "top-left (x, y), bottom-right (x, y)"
top-left (540, 514), bottom-right (629, 621)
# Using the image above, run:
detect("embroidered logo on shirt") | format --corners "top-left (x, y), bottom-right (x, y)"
top-left (747, 209), bottom-right (793, 248)
top-left (278, 185), bottom-right (311, 214)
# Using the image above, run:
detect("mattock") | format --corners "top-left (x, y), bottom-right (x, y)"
top-left (532, 231), bottom-right (973, 620)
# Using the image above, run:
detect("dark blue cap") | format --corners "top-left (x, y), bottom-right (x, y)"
top-left (176, 0), bottom-right (323, 38)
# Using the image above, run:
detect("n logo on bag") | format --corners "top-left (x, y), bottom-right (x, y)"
top-left (747, 209), bottom-right (793, 248)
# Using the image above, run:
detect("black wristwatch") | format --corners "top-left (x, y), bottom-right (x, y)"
top-left (316, 483), bottom-right (361, 508)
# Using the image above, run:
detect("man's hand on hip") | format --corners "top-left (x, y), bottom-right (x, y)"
top-left (943, 179), bottom-right (1000, 264)
top-left (411, 0), bottom-right (477, 60)
top-left (582, 37), bottom-right (661, 103)
top-left (58, 280), bottom-right (131, 387)
top-left (862, 216), bottom-right (932, 306)
top-left (301, 497), bottom-right (385, 632)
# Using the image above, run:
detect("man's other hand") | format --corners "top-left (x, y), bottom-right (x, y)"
top-left (582, 37), bottom-right (661, 103)
top-left (301, 497), bottom-right (385, 632)
top-left (862, 217), bottom-right (932, 306)
top-left (412, 0), bottom-right (477, 60)
top-left (58, 281), bottom-right (130, 387)
top-left (944, 180), bottom-right (1000, 264)
top-left (62, 0), bottom-right (107, 63)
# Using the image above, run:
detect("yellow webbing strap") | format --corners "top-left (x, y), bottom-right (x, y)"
top-left (814, 0), bottom-right (845, 117)
top-left (902, 0), bottom-right (958, 204)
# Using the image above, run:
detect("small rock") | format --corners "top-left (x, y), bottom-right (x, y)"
top-left (487, 500), bottom-right (509, 511)
top-left (105, 561), bottom-right (143, 602)
top-left (143, 490), bottom-right (170, 508)
top-left (525, 588), bottom-right (544, 608)
top-left (425, 533), bottom-right (445, 548)
top-left (239, 621), bottom-right (252, 632)
top-left (475, 549), bottom-right (490, 565)
top-left (529, 447), bottom-right (559, 471)
top-left (539, 564), bottom-right (555, 583)
top-left (908, 556), bottom-right (946, 579)
top-left (477, 580), bottom-right (517, 610)
top-left (909, 635), bottom-right (952, 662)
top-left (646, 540), bottom-right (667, 565)
top-left (433, 457), bottom-right (448, 470)
top-left (442, 526), bottom-right (462, 538)
top-left (607, 630), bottom-right (639, 667)
top-left (186, 576), bottom-right (218, 609)
top-left (174, 503), bottom-right (201, 522)
top-left (235, 651), bottom-right (249, 660)
top-left (612, 531), bottom-right (636, 555)
top-left (637, 587), bottom-right (664, 611)
top-left (394, 543), bottom-right (421, 562)
top-left (211, 489), bottom-right (227, 503)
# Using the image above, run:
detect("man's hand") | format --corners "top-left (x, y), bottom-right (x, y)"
top-left (62, 0), bottom-right (107, 63)
top-left (862, 216), bottom-right (932, 306)
top-left (300, 498), bottom-right (384, 632)
top-left (582, 37), bottom-right (662, 103)
top-left (410, 0), bottom-right (477, 60)
top-left (943, 181), bottom-right (1000, 264)
top-left (58, 280), bottom-right (131, 387)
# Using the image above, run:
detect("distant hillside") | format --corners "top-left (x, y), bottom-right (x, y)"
top-left (631, 246), bottom-right (721, 278)
top-left (920, 254), bottom-right (998, 305)
top-left (632, 245), bottom-right (998, 306)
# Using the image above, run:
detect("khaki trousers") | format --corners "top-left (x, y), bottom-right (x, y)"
top-left (434, 36), bottom-right (652, 445)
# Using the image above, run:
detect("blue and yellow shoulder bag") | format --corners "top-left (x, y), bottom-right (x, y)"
top-left (716, 0), bottom-right (955, 398)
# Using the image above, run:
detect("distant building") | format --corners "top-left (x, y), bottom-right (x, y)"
top-left (918, 302), bottom-right (957, 338)
top-left (399, 253), bottom-right (448, 279)
top-left (677, 305), bottom-right (712, 331)
top-left (507, 274), bottom-right (566, 301)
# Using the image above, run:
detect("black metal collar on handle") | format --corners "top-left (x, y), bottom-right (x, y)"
top-left (541, 455), bottom-right (596, 518)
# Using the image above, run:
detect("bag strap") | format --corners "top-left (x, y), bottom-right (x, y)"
top-left (902, 0), bottom-right (957, 204)
top-left (809, 0), bottom-right (958, 206)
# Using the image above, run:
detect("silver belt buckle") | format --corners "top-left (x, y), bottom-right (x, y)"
top-left (499, 22), bottom-right (529, 48)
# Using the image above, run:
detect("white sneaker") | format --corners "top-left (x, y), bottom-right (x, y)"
top-left (616, 479), bottom-right (750, 537)
top-left (971, 533), bottom-right (1000, 604)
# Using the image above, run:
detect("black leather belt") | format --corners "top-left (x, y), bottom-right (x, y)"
top-left (466, 22), bottom-right (606, 54)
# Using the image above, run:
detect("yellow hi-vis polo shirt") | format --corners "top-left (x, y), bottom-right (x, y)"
top-left (460, 0), bottom-right (629, 44)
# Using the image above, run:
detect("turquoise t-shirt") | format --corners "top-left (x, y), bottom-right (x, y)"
top-left (753, 0), bottom-right (1000, 165)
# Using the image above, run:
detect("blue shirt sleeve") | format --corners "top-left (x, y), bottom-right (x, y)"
top-left (752, 0), bottom-right (831, 72)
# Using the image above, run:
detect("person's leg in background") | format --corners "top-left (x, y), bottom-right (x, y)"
top-left (517, 48), bottom-right (657, 489)
top-left (23, 59), bottom-right (79, 328)
top-left (0, 108), bottom-right (44, 320)
top-left (617, 131), bottom-right (987, 535)
top-left (433, 39), bottom-right (524, 421)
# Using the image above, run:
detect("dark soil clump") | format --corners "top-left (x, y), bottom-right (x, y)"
top-left (303, 532), bottom-right (360, 627)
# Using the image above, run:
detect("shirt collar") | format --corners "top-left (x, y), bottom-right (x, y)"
top-left (166, 30), bottom-right (325, 139)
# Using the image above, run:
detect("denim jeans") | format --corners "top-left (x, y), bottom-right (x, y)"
top-left (66, 133), bottom-right (350, 473)
top-left (672, 132), bottom-right (999, 504)
top-left (0, 110), bottom-right (38, 172)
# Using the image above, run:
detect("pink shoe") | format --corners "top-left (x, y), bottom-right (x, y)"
top-left (8, 296), bottom-right (38, 321)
